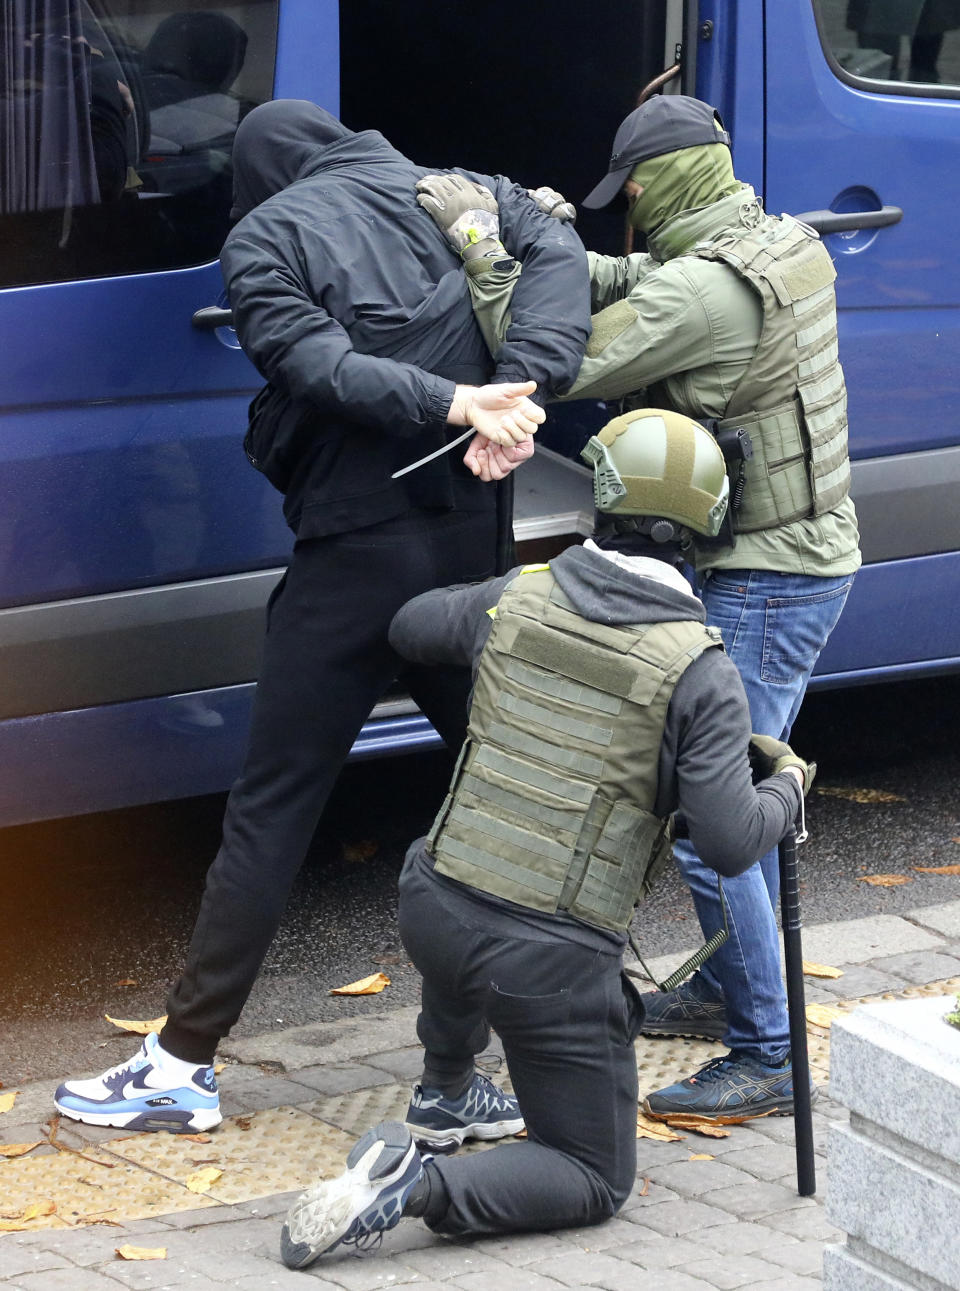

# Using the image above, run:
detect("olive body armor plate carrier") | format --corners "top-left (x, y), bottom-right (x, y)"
top-left (694, 212), bottom-right (851, 533)
top-left (427, 568), bottom-right (723, 932)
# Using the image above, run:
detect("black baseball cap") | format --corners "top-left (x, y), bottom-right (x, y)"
top-left (583, 95), bottom-right (730, 209)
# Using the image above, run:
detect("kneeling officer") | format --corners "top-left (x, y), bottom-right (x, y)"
top-left (280, 409), bottom-right (812, 1268)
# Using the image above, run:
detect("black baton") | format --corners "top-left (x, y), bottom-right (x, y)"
top-left (779, 821), bottom-right (816, 1196)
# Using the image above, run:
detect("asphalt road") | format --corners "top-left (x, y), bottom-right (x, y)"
top-left (1, 673), bottom-right (958, 1087)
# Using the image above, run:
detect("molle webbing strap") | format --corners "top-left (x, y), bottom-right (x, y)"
top-left (473, 742), bottom-right (596, 805)
top-left (487, 720), bottom-right (605, 777)
top-left (497, 691), bottom-right (615, 747)
top-left (439, 835), bottom-right (566, 905)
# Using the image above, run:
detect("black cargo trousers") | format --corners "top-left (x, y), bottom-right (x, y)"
top-left (159, 507), bottom-right (497, 1064)
top-left (398, 844), bottom-right (646, 1236)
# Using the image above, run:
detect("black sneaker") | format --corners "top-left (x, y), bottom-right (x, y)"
top-left (280, 1120), bottom-right (422, 1269)
top-left (643, 1051), bottom-right (818, 1123)
top-left (405, 1071), bottom-right (524, 1150)
top-left (640, 977), bottom-right (728, 1040)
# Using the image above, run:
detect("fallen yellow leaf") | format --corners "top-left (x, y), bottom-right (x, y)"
top-left (856, 874), bottom-right (912, 886)
top-left (0, 1091), bottom-right (18, 1114)
top-left (661, 1117), bottom-right (732, 1138)
top-left (114, 979), bottom-right (138, 988)
top-left (816, 787), bottom-right (906, 804)
top-left (186, 1166), bottom-right (222, 1193)
top-left (913, 864), bottom-right (960, 876)
top-left (115, 1245), bottom-right (167, 1261)
top-left (105, 1014), bottom-right (167, 1035)
top-left (22, 1200), bottom-right (56, 1222)
top-left (636, 1112), bottom-right (683, 1141)
top-left (803, 960), bottom-right (843, 979)
top-left (689, 1153), bottom-right (715, 1160)
top-left (182, 1133), bottom-right (212, 1144)
top-left (806, 1003), bottom-right (847, 1028)
top-left (330, 972), bottom-right (390, 996)
top-left (213, 1063), bottom-right (226, 1075)
top-left (0, 1142), bottom-right (42, 1158)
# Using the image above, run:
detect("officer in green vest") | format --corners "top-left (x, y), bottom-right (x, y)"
top-left (414, 94), bottom-right (861, 1122)
top-left (279, 408), bottom-right (812, 1268)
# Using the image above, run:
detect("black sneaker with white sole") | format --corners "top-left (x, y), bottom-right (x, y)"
top-left (405, 1071), bottom-right (524, 1150)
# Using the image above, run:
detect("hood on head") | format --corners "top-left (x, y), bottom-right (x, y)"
top-left (230, 99), bottom-right (352, 220)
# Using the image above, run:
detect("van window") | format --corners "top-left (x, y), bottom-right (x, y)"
top-left (814, 0), bottom-right (960, 89)
top-left (0, 0), bottom-right (278, 289)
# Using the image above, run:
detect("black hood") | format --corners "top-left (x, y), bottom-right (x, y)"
top-left (230, 99), bottom-right (352, 220)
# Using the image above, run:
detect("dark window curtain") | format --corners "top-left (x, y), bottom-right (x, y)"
top-left (1, 0), bottom-right (99, 214)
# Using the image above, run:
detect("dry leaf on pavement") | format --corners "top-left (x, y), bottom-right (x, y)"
top-left (185, 1166), bottom-right (223, 1193)
top-left (104, 1014), bottom-right (167, 1035)
top-left (803, 961), bottom-right (843, 978)
top-left (636, 1112), bottom-right (683, 1141)
top-left (856, 874), bottom-right (911, 886)
top-left (913, 864), bottom-right (960, 875)
top-left (182, 1133), bottom-right (212, 1144)
top-left (330, 972), bottom-right (390, 996)
top-left (806, 1003), bottom-right (847, 1028)
top-left (816, 787), bottom-right (906, 804)
top-left (689, 1153), bottom-right (715, 1160)
top-left (115, 1245), bottom-right (167, 1261)
top-left (115, 979), bottom-right (138, 988)
top-left (0, 1142), bottom-right (42, 1158)
top-left (0, 1091), bottom-right (18, 1114)
top-left (661, 1117), bottom-right (731, 1138)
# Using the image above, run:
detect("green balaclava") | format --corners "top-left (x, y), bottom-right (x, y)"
top-left (627, 142), bottom-right (739, 236)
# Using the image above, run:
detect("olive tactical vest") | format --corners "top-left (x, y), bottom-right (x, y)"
top-left (427, 568), bottom-right (723, 932)
top-left (694, 212), bottom-right (851, 532)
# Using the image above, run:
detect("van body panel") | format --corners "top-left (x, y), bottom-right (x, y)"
top-left (1, 0), bottom-right (958, 826)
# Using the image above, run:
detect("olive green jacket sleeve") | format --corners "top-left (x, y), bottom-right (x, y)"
top-left (586, 249), bottom-right (658, 311)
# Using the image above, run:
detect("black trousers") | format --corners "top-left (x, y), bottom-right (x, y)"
top-left (161, 508), bottom-right (498, 1063)
top-left (397, 846), bottom-right (644, 1237)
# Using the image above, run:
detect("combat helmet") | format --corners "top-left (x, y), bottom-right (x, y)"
top-left (580, 408), bottom-right (729, 541)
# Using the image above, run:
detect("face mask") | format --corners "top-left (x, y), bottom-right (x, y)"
top-left (625, 144), bottom-right (738, 234)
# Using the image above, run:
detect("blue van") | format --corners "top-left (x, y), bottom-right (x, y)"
top-left (1, 0), bottom-right (958, 827)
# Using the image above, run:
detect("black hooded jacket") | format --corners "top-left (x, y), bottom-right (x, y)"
top-left (221, 101), bottom-right (591, 536)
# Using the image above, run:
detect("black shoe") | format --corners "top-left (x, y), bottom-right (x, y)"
top-left (644, 1051), bottom-right (818, 1124)
top-left (640, 978), bottom-right (728, 1040)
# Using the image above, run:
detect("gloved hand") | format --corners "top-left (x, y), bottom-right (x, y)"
top-left (748, 734), bottom-right (817, 795)
top-left (416, 175), bottom-right (508, 267)
top-left (527, 185), bottom-right (577, 223)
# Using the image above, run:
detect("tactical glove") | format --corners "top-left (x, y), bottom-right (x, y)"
top-left (527, 185), bottom-right (577, 223)
top-left (416, 175), bottom-right (512, 273)
top-left (748, 734), bottom-right (817, 795)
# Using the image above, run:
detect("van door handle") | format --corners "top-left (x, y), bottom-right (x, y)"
top-left (793, 206), bottom-right (903, 235)
top-left (192, 306), bottom-right (234, 330)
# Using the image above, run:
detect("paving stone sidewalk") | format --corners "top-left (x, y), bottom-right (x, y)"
top-left (2, 901), bottom-right (959, 1290)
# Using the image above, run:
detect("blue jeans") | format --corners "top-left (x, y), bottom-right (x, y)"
top-left (675, 568), bottom-right (854, 1064)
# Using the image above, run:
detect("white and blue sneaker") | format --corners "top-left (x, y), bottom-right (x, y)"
top-left (54, 1031), bottom-right (221, 1134)
top-left (405, 1071), bottom-right (524, 1150)
top-left (280, 1120), bottom-right (423, 1269)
